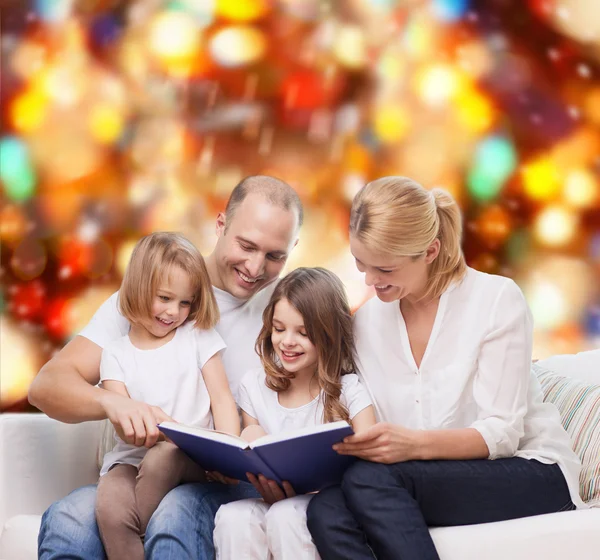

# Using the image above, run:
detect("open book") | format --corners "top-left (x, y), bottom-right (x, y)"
top-left (158, 421), bottom-right (355, 494)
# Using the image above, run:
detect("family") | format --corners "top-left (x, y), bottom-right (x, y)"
top-left (29, 175), bottom-right (584, 560)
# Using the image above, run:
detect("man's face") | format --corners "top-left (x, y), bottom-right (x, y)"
top-left (213, 194), bottom-right (299, 300)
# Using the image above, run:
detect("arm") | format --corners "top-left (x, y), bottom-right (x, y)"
top-left (202, 354), bottom-right (241, 437)
top-left (350, 405), bottom-right (377, 433)
top-left (28, 336), bottom-right (172, 446)
top-left (240, 410), bottom-right (267, 442)
top-left (337, 281), bottom-right (532, 463)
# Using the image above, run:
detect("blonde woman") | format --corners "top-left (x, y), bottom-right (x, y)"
top-left (306, 177), bottom-right (584, 560)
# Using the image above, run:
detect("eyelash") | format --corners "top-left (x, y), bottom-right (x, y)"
top-left (159, 296), bottom-right (191, 306)
top-left (241, 244), bottom-right (284, 262)
top-left (273, 327), bottom-right (308, 337)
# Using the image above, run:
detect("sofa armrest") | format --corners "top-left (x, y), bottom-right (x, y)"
top-left (0, 414), bottom-right (103, 532)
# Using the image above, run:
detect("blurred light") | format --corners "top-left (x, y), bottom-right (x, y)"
top-left (416, 65), bottom-right (461, 106)
top-left (584, 88), bottom-right (600, 125)
top-left (117, 240), bottom-right (138, 276)
top-left (68, 287), bottom-right (119, 336)
top-left (36, 0), bottom-right (73, 22)
top-left (0, 320), bottom-right (41, 409)
top-left (467, 136), bottom-right (517, 201)
top-left (209, 25), bottom-right (267, 67)
top-left (10, 88), bottom-right (48, 133)
top-left (333, 26), bottom-right (367, 69)
top-left (11, 40), bottom-right (48, 81)
top-left (10, 239), bottom-right (47, 281)
top-left (456, 41), bottom-right (494, 78)
top-left (373, 104), bottom-right (410, 143)
top-left (279, 0), bottom-right (320, 21)
top-left (216, 0), bottom-right (270, 22)
top-left (548, 0), bottom-right (600, 44)
top-left (455, 87), bottom-right (495, 132)
top-left (521, 157), bottom-right (561, 201)
top-left (89, 103), bottom-right (125, 144)
top-left (563, 169), bottom-right (598, 208)
top-left (432, 0), bottom-right (470, 22)
top-left (534, 206), bottom-right (578, 246)
top-left (0, 137), bottom-right (37, 202)
top-left (0, 205), bottom-right (28, 244)
top-left (475, 205), bottom-right (512, 247)
top-left (167, 0), bottom-right (216, 27)
top-left (148, 11), bottom-right (201, 70)
top-left (403, 13), bottom-right (435, 58)
top-left (529, 281), bottom-right (568, 330)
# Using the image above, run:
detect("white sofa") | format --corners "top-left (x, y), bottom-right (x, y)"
top-left (1, 353), bottom-right (599, 560)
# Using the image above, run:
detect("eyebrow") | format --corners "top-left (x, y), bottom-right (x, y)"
top-left (272, 318), bottom-right (306, 329)
top-left (236, 236), bottom-right (287, 257)
top-left (354, 257), bottom-right (395, 270)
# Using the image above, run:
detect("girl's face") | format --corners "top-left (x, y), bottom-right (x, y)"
top-left (271, 298), bottom-right (318, 379)
top-left (350, 235), bottom-right (436, 303)
top-left (144, 266), bottom-right (194, 338)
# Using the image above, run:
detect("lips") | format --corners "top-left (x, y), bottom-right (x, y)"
top-left (156, 317), bottom-right (174, 326)
top-left (236, 268), bottom-right (262, 285)
top-left (280, 349), bottom-right (304, 362)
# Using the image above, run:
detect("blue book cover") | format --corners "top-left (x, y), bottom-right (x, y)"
top-left (158, 421), bottom-right (356, 494)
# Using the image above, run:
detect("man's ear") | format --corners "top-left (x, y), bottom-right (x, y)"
top-left (216, 212), bottom-right (226, 238)
top-left (424, 238), bottom-right (441, 264)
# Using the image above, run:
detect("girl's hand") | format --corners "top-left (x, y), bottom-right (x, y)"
top-left (246, 473), bottom-right (296, 504)
top-left (333, 422), bottom-right (423, 464)
top-left (206, 471), bottom-right (239, 485)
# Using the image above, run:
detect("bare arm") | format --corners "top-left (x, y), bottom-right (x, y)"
top-left (28, 336), bottom-right (173, 447)
top-left (350, 405), bottom-right (377, 434)
top-left (240, 410), bottom-right (267, 442)
top-left (28, 336), bottom-right (109, 423)
top-left (202, 354), bottom-right (241, 436)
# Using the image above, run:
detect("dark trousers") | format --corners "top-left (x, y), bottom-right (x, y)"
top-left (306, 458), bottom-right (575, 560)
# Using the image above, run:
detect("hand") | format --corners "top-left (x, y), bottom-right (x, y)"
top-left (206, 471), bottom-right (239, 485)
top-left (333, 422), bottom-right (423, 464)
top-left (99, 391), bottom-right (174, 448)
top-left (246, 473), bottom-right (296, 505)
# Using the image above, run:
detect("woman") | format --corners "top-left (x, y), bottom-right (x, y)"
top-left (306, 177), bottom-right (584, 560)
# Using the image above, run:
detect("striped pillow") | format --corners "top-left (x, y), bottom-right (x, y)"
top-left (535, 364), bottom-right (600, 507)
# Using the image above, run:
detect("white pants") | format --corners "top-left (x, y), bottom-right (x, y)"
top-left (214, 495), bottom-right (321, 560)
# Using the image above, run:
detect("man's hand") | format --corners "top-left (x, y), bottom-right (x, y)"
top-left (206, 471), bottom-right (239, 485)
top-left (246, 473), bottom-right (296, 504)
top-left (99, 391), bottom-right (174, 448)
top-left (333, 422), bottom-right (423, 464)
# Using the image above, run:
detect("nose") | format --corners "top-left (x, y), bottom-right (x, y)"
top-left (365, 269), bottom-right (378, 287)
top-left (245, 253), bottom-right (265, 279)
top-left (282, 331), bottom-right (296, 347)
top-left (165, 301), bottom-right (178, 316)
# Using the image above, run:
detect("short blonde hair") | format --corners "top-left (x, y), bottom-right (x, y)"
top-left (350, 176), bottom-right (466, 300)
top-left (119, 232), bottom-right (219, 329)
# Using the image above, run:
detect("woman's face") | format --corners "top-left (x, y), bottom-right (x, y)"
top-left (350, 235), bottom-right (437, 303)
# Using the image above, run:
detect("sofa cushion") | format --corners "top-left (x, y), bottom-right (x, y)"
top-left (534, 363), bottom-right (600, 507)
top-left (0, 514), bottom-right (40, 560)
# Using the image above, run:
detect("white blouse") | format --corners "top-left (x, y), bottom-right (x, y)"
top-left (353, 267), bottom-right (585, 509)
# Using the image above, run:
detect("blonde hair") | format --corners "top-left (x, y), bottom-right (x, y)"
top-left (256, 268), bottom-right (355, 424)
top-left (350, 176), bottom-right (466, 300)
top-left (119, 232), bottom-right (219, 329)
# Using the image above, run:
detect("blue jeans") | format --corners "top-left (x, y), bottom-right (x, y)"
top-left (38, 481), bottom-right (260, 559)
top-left (307, 458), bottom-right (575, 560)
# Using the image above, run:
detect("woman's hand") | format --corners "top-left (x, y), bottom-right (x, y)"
top-left (333, 422), bottom-right (423, 464)
top-left (246, 473), bottom-right (296, 504)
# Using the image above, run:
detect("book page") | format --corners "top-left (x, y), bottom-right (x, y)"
top-left (158, 422), bottom-right (249, 449)
top-left (250, 420), bottom-right (352, 448)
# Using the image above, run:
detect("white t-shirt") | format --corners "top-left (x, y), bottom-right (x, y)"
top-left (99, 321), bottom-right (225, 475)
top-left (80, 283), bottom-right (276, 397)
top-left (353, 266), bottom-right (585, 509)
top-left (237, 368), bottom-right (372, 435)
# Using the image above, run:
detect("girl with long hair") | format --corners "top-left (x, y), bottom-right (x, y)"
top-left (213, 267), bottom-right (376, 560)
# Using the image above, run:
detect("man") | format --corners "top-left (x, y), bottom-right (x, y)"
top-left (29, 175), bottom-right (303, 559)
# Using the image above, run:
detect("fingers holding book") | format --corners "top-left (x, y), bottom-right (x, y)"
top-left (247, 473), bottom-right (296, 504)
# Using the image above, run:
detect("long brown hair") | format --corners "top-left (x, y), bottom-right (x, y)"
top-left (256, 267), bottom-right (355, 424)
top-left (119, 232), bottom-right (219, 330)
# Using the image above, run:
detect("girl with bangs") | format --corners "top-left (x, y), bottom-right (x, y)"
top-left (213, 267), bottom-right (376, 560)
top-left (95, 232), bottom-right (240, 560)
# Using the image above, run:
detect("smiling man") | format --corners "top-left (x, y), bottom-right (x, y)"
top-left (30, 175), bottom-right (303, 560)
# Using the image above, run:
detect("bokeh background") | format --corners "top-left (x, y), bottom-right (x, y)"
top-left (1, 0), bottom-right (600, 412)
